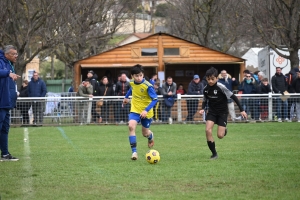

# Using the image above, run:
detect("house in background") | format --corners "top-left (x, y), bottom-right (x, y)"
top-left (73, 32), bottom-right (245, 91)
top-left (22, 57), bottom-right (40, 81)
top-left (117, 33), bottom-right (152, 46)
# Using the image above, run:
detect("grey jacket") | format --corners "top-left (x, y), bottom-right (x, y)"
top-left (77, 84), bottom-right (93, 97)
top-left (161, 82), bottom-right (177, 97)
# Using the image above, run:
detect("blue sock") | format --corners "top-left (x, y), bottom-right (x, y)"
top-left (129, 136), bottom-right (137, 153)
top-left (148, 132), bottom-right (153, 141)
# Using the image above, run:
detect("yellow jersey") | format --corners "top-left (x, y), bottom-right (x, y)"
top-left (129, 80), bottom-right (156, 118)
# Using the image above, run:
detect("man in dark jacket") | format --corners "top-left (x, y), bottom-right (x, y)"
top-left (19, 80), bottom-right (31, 124)
top-left (271, 67), bottom-right (288, 122)
top-left (115, 72), bottom-right (130, 124)
top-left (186, 75), bottom-right (203, 122)
top-left (286, 68), bottom-right (298, 120)
top-left (87, 70), bottom-right (100, 123)
top-left (238, 73), bottom-right (256, 119)
top-left (161, 76), bottom-right (177, 124)
top-left (28, 71), bottom-right (47, 125)
top-left (292, 69), bottom-right (300, 122)
top-left (0, 45), bottom-right (20, 161)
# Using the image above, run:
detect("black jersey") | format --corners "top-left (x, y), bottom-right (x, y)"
top-left (202, 82), bottom-right (233, 114)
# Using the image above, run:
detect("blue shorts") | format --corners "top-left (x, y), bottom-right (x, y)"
top-left (129, 112), bottom-right (152, 128)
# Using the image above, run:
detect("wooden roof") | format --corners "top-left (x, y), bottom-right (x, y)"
top-left (74, 32), bottom-right (244, 68)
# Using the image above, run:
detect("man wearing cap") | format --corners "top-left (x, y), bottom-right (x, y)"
top-left (185, 74), bottom-right (204, 122)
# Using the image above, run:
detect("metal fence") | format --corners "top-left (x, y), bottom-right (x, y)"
top-left (10, 93), bottom-right (300, 126)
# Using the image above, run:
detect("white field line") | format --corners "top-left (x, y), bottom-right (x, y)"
top-left (22, 128), bottom-right (34, 198)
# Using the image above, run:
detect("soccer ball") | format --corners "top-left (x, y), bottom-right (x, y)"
top-left (145, 149), bottom-right (160, 164)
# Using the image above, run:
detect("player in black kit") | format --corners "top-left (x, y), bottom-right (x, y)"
top-left (199, 67), bottom-right (247, 159)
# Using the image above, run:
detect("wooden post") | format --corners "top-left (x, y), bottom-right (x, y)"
top-left (239, 62), bottom-right (245, 81)
top-left (158, 34), bottom-right (163, 71)
top-left (74, 62), bottom-right (81, 92)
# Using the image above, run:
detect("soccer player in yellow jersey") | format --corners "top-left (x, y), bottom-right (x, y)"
top-left (123, 64), bottom-right (158, 160)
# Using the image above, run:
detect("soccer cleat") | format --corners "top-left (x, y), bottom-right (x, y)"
top-left (0, 154), bottom-right (19, 162)
top-left (131, 152), bottom-right (138, 160)
top-left (224, 128), bottom-right (227, 136)
top-left (210, 154), bottom-right (218, 160)
top-left (148, 132), bottom-right (154, 148)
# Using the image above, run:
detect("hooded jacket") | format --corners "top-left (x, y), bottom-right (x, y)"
top-left (0, 50), bottom-right (17, 109)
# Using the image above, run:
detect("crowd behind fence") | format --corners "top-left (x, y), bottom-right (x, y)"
top-left (10, 92), bottom-right (300, 126)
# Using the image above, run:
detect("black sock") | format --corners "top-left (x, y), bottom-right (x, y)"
top-left (207, 141), bottom-right (217, 155)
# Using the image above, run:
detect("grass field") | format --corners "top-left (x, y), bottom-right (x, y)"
top-left (1, 123), bottom-right (300, 200)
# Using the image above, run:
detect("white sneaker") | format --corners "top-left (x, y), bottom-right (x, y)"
top-left (285, 118), bottom-right (291, 122)
top-left (168, 117), bottom-right (173, 124)
top-left (298, 120), bottom-right (300, 123)
top-left (278, 118), bottom-right (282, 122)
top-left (131, 152), bottom-right (138, 160)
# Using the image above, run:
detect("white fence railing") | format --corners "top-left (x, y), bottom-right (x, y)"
top-left (10, 93), bottom-right (300, 126)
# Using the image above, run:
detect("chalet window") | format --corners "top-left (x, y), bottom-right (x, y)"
top-left (141, 48), bottom-right (157, 56)
top-left (164, 48), bottom-right (180, 56)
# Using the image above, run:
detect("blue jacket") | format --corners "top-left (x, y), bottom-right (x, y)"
top-left (187, 80), bottom-right (203, 95)
top-left (218, 76), bottom-right (238, 91)
top-left (238, 78), bottom-right (256, 95)
top-left (0, 50), bottom-right (17, 109)
top-left (28, 77), bottom-right (47, 97)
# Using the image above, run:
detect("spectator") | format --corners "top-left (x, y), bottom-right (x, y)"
top-left (19, 80), bottom-right (31, 124)
top-left (176, 83), bottom-right (186, 95)
top-left (186, 75), bottom-right (203, 122)
top-left (0, 45), bottom-right (20, 161)
top-left (243, 69), bottom-right (251, 78)
top-left (218, 70), bottom-right (239, 121)
top-left (77, 79), bottom-right (93, 124)
top-left (286, 68), bottom-right (298, 120)
top-left (28, 71), bottom-right (47, 125)
top-left (153, 82), bottom-right (163, 122)
top-left (258, 78), bottom-right (271, 120)
top-left (149, 74), bottom-right (158, 85)
top-left (291, 69), bottom-right (300, 122)
top-left (68, 81), bottom-right (74, 93)
top-left (115, 72), bottom-right (130, 124)
top-left (87, 70), bottom-right (100, 123)
top-left (98, 76), bottom-right (114, 123)
top-left (161, 76), bottom-right (177, 124)
top-left (271, 67), bottom-right (288, 122)
top-left (238, 73), bottom-right (256, 120)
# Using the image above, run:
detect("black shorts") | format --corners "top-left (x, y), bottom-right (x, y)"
top-left (206, 112), bottom-right (228, 127)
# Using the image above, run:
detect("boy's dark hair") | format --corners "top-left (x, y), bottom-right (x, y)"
top-left (131, 64), bottom-right (144, 75)
top-left (205, 67), bottom-right (218, 78)
top-left (84, 79), bottom-right (90, 83)
top-left (262, 78), bottom-right (268, 82)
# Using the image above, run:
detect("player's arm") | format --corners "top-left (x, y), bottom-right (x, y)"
top-left (199, 94), bottom-right (207, 115)
top-left (230, 94), bottom-right (247, 119)
top-left (123, 87), bottom-right (132, 104)
top-left (144, 86), bottom-right (158, 112)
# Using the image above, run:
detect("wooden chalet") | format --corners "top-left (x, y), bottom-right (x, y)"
top-left (73, 32), bottom-right (245, 90)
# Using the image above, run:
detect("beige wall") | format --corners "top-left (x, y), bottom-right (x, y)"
top-left (23, 58), bottom-right (40, 81)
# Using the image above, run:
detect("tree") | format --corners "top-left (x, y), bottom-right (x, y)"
top-left (165, 0), bottom-right (250, 53)
top-left (155, 3), bottom-right (168, 17)
top-left (0, 0), bottom-right (128, 83)
top-left (244, 0), bottom-right (300, 68)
